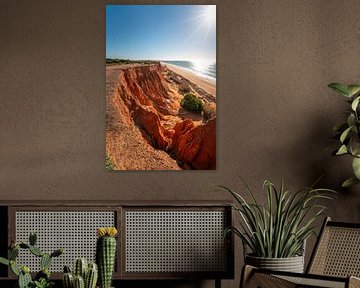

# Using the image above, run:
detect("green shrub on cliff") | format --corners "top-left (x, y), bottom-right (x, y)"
top-left (106, 155), bottom-right (116, 170)
top-left (180, 93), bottom-right (203, 113)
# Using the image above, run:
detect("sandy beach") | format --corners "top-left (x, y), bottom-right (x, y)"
top-left (164, 64), bottom-right (216, 97)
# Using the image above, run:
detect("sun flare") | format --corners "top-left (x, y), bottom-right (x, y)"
top-left (203, 6), bottom-right (216, 26)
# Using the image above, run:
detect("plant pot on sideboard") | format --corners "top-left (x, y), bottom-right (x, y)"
top-left (245, 254), bottom-right (305, 273)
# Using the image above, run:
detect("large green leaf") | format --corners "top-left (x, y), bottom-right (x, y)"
top-left (352, 157), bottom-right (360, 179)
top-left (349, 135), bottom-right (360, 156)
top-left (347, 114), bottom-right (356, 128)
top-left (342, 177), bottom-right (360, 188)
top-left (347, 85), bottom-right (360, 97)
top-left (351, 96), bottom-right (360, 111)
top-left (328, 83), bottom-right (350, 97)
top-left (336, 145), bottom-right (348, 155)
top-left (340, 127), bottom-right (353, 143)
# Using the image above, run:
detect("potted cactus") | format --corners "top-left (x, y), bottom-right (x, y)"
top-left (0, 232), bottom-right (64, 288)
top-left (62, 258), bottom-right (98, 288)
top-left (96, 227), bottom-right (118, 288)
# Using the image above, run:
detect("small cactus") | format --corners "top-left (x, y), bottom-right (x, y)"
top-left (74, 258), bottom-right (88, 279)
top-left (63, 260), bottom-right (98, 288)
top-left (9, 246), bottom-right (19, 260)
top-left (41, 253), bottom-right (52, 270)
top-left (29, 245), bottom-right (44, 257)
top-left (10, 260), bottom-right (20, 276)
top-left (62, 265), bottom-right (74, 288)
top-left (85, 263), bottom-right (98, 288)
top-left (0, 232), bottom-right (63, 288)
top-left (74, 275), bottom-right (85, 288)
top-left (29, 232), bottom-right (37, 246)
top-left (18, 269), bottom-right (32, 288)
top-left (96, 227), bottom-right (118, 288)
top-left (0, 257), bottom-right (9, 266)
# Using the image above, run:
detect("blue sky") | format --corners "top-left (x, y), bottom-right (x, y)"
top-left (106, 5), bottom-right (216, 61)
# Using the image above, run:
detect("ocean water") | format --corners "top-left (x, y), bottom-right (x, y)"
top-left (162, 60), bottom-right (216, 81)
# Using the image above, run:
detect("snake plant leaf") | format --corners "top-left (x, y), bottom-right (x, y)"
top-left (351, 96), bottom-right (360, 111)
top-left (340, 127), bottom-right (353, 143)
top-left (342, 177), bottom-right (360, 188)
top-left (328, 83), bottom-right (351, 97)
top-left (347, 85), bottom-right (360, 97)
top-left (336, 145), bottom-right (348, 155)
top-left (352, 157), bottom-right (360, 179)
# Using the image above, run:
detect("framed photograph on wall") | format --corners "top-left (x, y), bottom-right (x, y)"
top-left (106, 5), bottom-right (216, 170)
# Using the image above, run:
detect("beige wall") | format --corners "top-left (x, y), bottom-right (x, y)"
top-left (1, 0), bottom-right (360, 287)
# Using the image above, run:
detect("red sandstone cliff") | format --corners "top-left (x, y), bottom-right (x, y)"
top-left (106, 63), bottom-right (216, 170)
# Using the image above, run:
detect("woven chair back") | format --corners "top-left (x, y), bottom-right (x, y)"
top-left (308, 218), bottom-right (360, 278)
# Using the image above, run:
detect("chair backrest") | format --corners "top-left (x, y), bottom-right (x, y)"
top-left (307, 217), bottom-right (360, 277)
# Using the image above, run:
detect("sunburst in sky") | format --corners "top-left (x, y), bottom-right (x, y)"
top-left (106, 5), bottom-right (216, 62)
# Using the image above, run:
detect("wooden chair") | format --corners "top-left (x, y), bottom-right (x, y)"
top-left (241, 217), bottom-right (360, 288)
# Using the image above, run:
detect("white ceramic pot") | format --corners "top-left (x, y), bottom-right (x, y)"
top-left (245, 254), bottom-right (305, 273)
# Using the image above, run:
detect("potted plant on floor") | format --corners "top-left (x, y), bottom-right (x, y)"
top-left (221, 179), bottom-right (334, 273)
top-left (328, 82), bottom-right (360, 187)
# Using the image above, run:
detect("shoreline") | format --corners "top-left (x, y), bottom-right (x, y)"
top-left (162, 63), bottom-right (216, 97)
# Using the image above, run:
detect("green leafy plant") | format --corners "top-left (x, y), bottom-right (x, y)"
top-left (105, 155), bottom-right (116, 170)
top-left (328, 83), bottom-right (360, 187)
top-left (0, 232), bottom-right (63, 288)
top-left (32, 278), bottom-right (54, 288)
top-left (221, 179), bottom-right (334, 258)
top-left (180, 93), bottom-right (203, 113)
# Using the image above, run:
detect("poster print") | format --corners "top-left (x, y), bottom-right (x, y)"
top-left (106, 5), bottom-right (216, 170)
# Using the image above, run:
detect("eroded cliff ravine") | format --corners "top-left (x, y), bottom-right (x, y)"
top-left (106, 63), bottom-right (216, 170)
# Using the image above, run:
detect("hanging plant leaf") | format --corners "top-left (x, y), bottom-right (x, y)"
top-left (340, 127), bottom-right (353, 143)
top-left (352, 157), bottom-right (360, 179)
top-left (347, 85), bottom-right (360, 97)
top-left (349, 135), bottom-right (360, 157)
top-left (336, 145), bottom-right (348, 155)
top-left (328, 83), bottom-right (351, 97)
top-left (351, 96), bottom-right (360, 111)
top-left (347, 114), bottom-right (356, 128)
top-left (342, 177), bottom-right (360, 188)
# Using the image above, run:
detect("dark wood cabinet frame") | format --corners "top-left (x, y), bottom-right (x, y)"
top-left (0, 200), bottom-right (234, 286)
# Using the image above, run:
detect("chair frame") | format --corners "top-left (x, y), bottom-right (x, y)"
top-left (241, 217), bottom-right (360, 288)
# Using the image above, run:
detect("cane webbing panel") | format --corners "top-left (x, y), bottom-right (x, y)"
top-left (125, 210), bottom-right (227, 273)
top-left (15, 211), bottom-right (115, 272)
top-left (309, 226), bottom-right (360, 277)
top-left (277, 275), bottom-right (345, 288)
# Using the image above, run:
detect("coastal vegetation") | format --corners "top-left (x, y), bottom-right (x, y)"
top-left (180, 93), bottom-right (204, 114)
top-left (105, 155), bottom-right (116, 170)
top-left (106, 58), bottom-right (159, 65)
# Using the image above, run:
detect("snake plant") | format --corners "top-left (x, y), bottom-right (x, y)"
top-left (328, 83), bottom-right (360, 187)
top-left (222, 179), bottom-right (335, 258)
